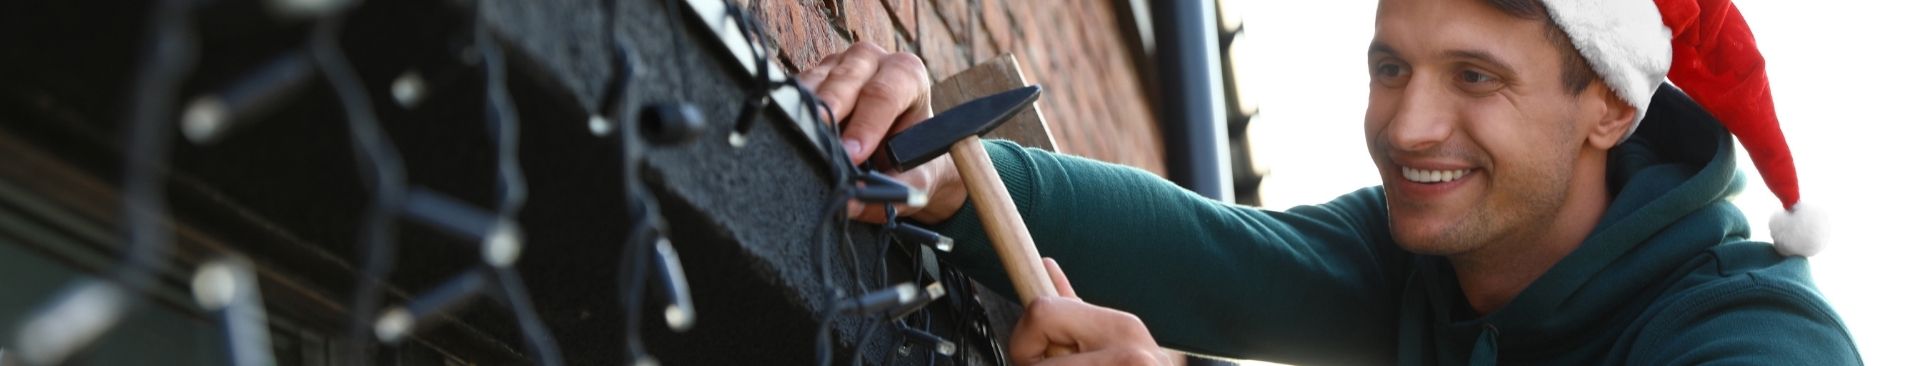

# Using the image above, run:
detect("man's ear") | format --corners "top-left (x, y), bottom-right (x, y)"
top-left (1585, 85), bottom-right (1637, 150)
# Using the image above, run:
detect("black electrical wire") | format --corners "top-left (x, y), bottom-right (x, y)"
top-left (725, 3), bottom-right (775, 141)
top-left (9, 1), bottom-right (199, 364)
top-left (947, 265), bottom-right (1010, 366)
top-left (476, 20), bottom-right (565, 364)
top-left (601, 0), bottom-right (625, 104)
top-left (850, 203), bottom-right (900, 366)
top-left (619, 229), bottom-right (658, 363)
top-left (651, 0), bottom-right (704, 335)
top-left (112, 0), bottom-right (196, 293)
top-left (712, 3), bottom-right (986, 365)
top-left (481, 36), bottom-right (527, 219)
top-left (488, 268), bottom-right (562, 365)
top-left (887, 215), bottom-right (929, 366)
top-left (663, 0), bottom-right (692, 100)
top-left (834, 197), bottom-right (875, 366)
top-left (310, 14), bottom-right (411, 364)
top-left (809, 108), bottom-right (861, 366)
top-left (607, 0), bottom-right (701, 363)
top-left (13, 0), bottom-right (988, 364)
top-left (708, 4), bottom-right (867, 360)
top-left (610, 87), bottom-right (671, 364)
top-left (614, 129), bottom-right (662, 364)
top-left (893, 211), bottom-right (942, 366)
top-left (611, 39), bottom-right (667, 363)
top-left (812, 186), bottom-right (853, 366)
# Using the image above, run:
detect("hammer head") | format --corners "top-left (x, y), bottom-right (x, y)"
top-left (872, 85), bottom-right (1042, 172)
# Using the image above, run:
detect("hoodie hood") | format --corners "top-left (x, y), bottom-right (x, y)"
top-left (1402, 83), bottom-right (1750, 365)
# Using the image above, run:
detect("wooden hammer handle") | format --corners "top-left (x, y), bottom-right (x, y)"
top-left (949, 137), bottom-right (1081, 358)
top-left (948, 136), bottom-right (1058, 302)
top-left (951, 137), bottom-right (1185, 362)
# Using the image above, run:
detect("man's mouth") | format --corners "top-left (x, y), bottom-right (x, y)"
top-left (1400, 166), bottom-right (1473, 184)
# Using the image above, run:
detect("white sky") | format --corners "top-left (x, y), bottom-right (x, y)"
top-left (1237, 1), bottom-right (1920, 364)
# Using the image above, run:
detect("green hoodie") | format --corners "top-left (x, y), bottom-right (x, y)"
top-left (934, 85), bottom-right (1859, 365)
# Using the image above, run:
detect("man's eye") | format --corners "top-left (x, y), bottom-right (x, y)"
top-left (1460, 70), bottom-right (1491, 83)
top-left (1456, 69), bottom-right (1502, 93)
top-left (1372, 62), bottom-right (1410, 87)
top-left (1375, 64), bottom-right (1405, 77)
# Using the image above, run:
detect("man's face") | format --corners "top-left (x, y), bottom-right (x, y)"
top-left (1366, 0), bottom-right (1594, 256)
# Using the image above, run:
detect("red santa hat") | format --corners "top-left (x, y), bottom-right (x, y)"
top-left (1540, 0), bottom-right (1823, 256)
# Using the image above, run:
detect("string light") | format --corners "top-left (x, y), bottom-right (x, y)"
top-left (7, 0), bottom-right (1013, 364)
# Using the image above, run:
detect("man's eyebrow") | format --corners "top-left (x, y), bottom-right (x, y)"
top-left (1443, 49), bottom-right (1517, 73)
top-left (1368, 41), bottom-right (1397, 56)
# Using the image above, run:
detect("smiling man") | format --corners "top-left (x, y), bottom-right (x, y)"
top-left (803, 0), bottom-right (1859, 364)
top-left (1361, 0), bottom-right (1636, 318)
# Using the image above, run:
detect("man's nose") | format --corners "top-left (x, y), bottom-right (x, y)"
top-left (1384, 79), bottom-right (1456, 152)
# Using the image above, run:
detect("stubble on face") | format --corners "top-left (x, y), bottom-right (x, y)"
top-left (1385, 136), bottom-right (1576, 257)
top-left (1367, 0), bottom-right (1589, 258)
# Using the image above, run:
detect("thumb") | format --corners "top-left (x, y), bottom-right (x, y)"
top-left (1043, 258), bottom-right (1078, 299)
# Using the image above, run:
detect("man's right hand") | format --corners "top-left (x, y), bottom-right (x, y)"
top-left (1011, 258), bottom-right (1172, 366)
top-left (797, 42), bottom-right (966, 224)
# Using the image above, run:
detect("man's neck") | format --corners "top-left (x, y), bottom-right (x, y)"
top-left (1449, 152), bottom-right (1612, 317)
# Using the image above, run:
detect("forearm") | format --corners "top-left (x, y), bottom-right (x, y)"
top-left (932, 140), bottom-right (1408, 362)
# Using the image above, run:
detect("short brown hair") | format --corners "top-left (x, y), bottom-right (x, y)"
top-left (1483, 0), bottom-right (1597, 94)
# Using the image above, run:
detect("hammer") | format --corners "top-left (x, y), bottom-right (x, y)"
top-left (872, 85), bottom-right (1060, 305)
top-left (876, 85), bottom-right (1182, 362)
top-left (878, 86), bottom-right (1185, 362)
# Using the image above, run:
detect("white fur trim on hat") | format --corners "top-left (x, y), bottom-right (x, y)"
top-left (1540, 0), bottom-right (1672, 139)
top-left (1770, 202), bottom-right (1826, 257)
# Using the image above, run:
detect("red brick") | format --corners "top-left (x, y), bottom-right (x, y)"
top-left (967, 10), bottom-right (996, 62)
top-left (882, 0), bottom-right (917, 42)
top-left (924, 0), bottom-right (968, 40)
top-left (744, 0), bottom-right (1164, 174)
top-left (1004, 1), bottom-right (1052, 96)
top-left (753, 0), bottom-right (850, 72)
top-left (896, 27), bottom-right (913, 53)
top-left (916, 0), bottom-right (968, 81)
top-left (977, 0), bottom-right (1015, 57)
top-left (841, 0), bottom-right (897, 49)
top-left (1003, 0), bottom-right (1163, 173)
top-left (821, 0), bottom-right (841, 18)
top-left (1077, 0), bottom-right (1162, 173)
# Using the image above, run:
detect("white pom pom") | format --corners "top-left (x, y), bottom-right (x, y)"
top-left (1769, 202), bottom-right (1827, 257)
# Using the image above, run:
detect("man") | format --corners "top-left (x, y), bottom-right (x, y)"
top-left (798, 0), bottom-right (1859, 364)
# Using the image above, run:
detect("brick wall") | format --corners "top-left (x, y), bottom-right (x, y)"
top-left (741, 0), bottom-right (1165, 174)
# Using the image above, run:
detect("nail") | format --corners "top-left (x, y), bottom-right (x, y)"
top-left (842, 138), bottom-right (863, 158)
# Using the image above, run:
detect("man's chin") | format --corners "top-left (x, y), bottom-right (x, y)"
top-left (1388, 218), bottom-right (1479, 256)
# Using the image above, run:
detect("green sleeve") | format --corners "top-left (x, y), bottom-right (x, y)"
top-left (933, 140), bottom-right (1410, 364)
top-left (1626, 275), bottom-right (1862, 365)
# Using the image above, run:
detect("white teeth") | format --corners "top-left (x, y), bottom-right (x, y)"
top-left (1401, 166), bottom-right (1471, 183)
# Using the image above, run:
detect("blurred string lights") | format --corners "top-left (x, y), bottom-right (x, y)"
top-left (3, 0), bottom-right (1006, 365)
top-left (683, 2), bottom-right (992, 364)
